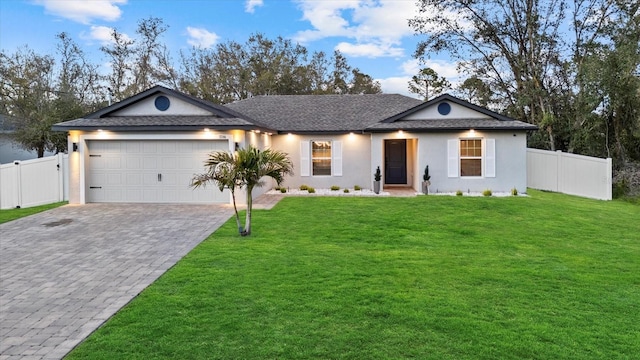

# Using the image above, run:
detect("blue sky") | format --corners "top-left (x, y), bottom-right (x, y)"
top-left (0, 0), bottom-right (461, 98)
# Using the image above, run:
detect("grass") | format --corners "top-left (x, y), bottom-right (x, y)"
top-left (0, 202), bottom-right (66, 224)
top-left (67, 190), bottom-right (639, 359)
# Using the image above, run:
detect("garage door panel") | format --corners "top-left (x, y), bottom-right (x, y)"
top-left (126, 173), bottom-right (142, 185)
top-left (125, 141), bottom-right (140, 153)
top-left (106, 173), bottom-right (122, 185)
top-left (161, 142), bottom-right (177, 154)
top-left (143, 157), bottom-right (157, 170)
top-left (142, 173), bottom-right (158, 186)
top-left (123, 189), bottom-right (142, 202)
top-left (106, 157), bottom-right (121, 169)
top-left (143, 142), bottom-right (157, 153)
top-left (162, 157), bottom-right (177, 170)
top-left (126, 157), bottom-right (141, 169)
top-left (87, 139), bottom-right (228, 203)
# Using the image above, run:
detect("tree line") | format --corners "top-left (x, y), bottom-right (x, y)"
top-left (410, 0), bottom-right (640, 170)
top-left (0, 17), bottom-right (381, 157)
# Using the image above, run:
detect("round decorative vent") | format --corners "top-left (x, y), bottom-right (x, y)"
top-left (437, 102), bottom-right (451, 115)
top-left (154, 95), bottom-right (170, 111)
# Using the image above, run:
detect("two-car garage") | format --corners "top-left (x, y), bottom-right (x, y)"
top-left (85, 140), bottom-right (229, 204)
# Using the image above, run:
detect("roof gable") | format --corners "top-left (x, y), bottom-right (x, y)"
top-left (381, 93), bottom-right (514, 123)
top-left (86, 85), bottom-right (244, 119)
top-left (367, 93), bottom-right (538, 132)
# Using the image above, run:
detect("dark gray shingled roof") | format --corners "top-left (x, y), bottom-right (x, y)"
top-left (51, 116), bottom-right (257, 132)
top-left (225, 94), bottom-right (424, 132)
top-left (52, 87), bottom-right (538, 133)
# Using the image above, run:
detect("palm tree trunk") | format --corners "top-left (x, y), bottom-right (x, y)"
top-left (242, 185), bottom-right (253, 236)
top-left (230, 189), bottom-right (243, 234)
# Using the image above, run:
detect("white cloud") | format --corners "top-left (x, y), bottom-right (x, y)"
top-left (34, 0), bottom-right (126, 24)
top-left (245, 0), bottom-right (264, 13)
top-left (293, 0), bottom-right (417, 58)
top-left (186, 27), bottom-right (220, 48)
top-left (80, 25), bottom-right (131, 45)
top-left (378, 76), bottom-right (419, 98)
top-left (335, 42), bottom-right (403, 58)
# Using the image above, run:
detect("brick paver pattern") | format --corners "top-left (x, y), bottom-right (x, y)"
top-left (0, 203), bottom-right (236, 360)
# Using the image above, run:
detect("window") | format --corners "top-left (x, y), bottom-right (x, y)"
top-left (312, 141), bottom-right (332, 176)
top-left (460, 139), bottom-right (482, 177)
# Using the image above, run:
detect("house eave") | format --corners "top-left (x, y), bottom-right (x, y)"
top-left (51, 125), bottom-right (275, 133)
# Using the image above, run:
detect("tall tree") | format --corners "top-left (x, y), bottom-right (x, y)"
top-left (0, 46), bottom-right (63, 157)
top-left (410, 0), bottom-right (566, 148)
top-left (100, 17), bottom-right (177, 102)
top-left (457, 76), bottom-right (493, 107)
top-left (178, 34), bottom-right (381, 103)
top-left (100, 28), bottom-right (135, 102)
top-left (408, 67), bottom-right (450, 100)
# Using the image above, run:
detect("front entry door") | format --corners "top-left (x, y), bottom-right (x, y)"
top-left (385, 139), bottom-right (407, 184)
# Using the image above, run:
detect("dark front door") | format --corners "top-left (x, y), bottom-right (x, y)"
top-left (385, 139), bottom-right (407, 184)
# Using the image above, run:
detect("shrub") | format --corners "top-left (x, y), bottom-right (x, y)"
top-left (511, 188), bottom-right (518, 196)
top-left (299, 184), bottom-right (309, 191)
top-left (354, 185), bottom-right (361, 191)
top-left (274, 186), bottom-right (280, 191)
top-left (374, 166), bottom-right (382, 181)
top-left (307, 187), bottom-right (316, 193)
top-left (280, 188), bottom-right (287, 193)
top-left (423, 165), bottom-right (431, 182)
top-left (343, 189), bottom-right (349, 193)
top-left (456, 190), bottom-right (463, 196)
top-left (330, 185), bottom-right (340, 191)
top-left (483, 189), bottom-right (492, 197)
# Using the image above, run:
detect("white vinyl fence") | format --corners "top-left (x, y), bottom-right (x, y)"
top-left (0, 154), bottom-right (69, 209)
top-left (527, 149), bottom-right (612, 200)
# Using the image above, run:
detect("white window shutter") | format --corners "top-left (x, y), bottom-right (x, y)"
top-left (332, 140), bottom-right (342, 176)
top-left (485, 139), bottom-right (496, 178)
top-left (447, 139), bottom-right (459, 178)
top-left (300, 140), bottom-right (310, 177)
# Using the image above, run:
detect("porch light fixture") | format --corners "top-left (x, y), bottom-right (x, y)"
top-left (72, 142), bottom-right (78, 152)
top-left (469, 129), bottom-right (475, 135)
top-left (203, 128), bottom-right (210, 132)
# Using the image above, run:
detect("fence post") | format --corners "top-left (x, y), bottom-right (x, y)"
top-left (57, 153), bottom-right (64, 202)
top-left (606, 157), bottom-right (612, 200)
top-left (14, 160), bottom-right (22, 208)
top-left (556, 150), bottom-right (563, 193)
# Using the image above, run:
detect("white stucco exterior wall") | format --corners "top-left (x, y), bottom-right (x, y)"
top-left (371, 130), bottom-right (528, 194)
top-left (271, 133), bottom-right (372, 190)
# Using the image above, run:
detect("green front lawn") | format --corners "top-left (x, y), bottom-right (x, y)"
top-left (0, 202), bottom-right (67, 224)
top-left (67, 191), bottom-right (639, 359)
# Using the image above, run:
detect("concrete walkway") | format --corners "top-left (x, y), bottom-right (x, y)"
top-left (0, 203), bottom-right (235, 360)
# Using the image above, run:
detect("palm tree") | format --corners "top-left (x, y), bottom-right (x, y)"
top-left (191, 151), bottom-right (244, 233)
top-left (191, 145), bottom-right (293, 236)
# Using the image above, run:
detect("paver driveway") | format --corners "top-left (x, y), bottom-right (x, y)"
top-left (0, 203), bottom-right (233, 360)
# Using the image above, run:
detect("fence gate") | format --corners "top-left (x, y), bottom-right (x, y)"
top-left (0, 154), bottom-right (68, 209)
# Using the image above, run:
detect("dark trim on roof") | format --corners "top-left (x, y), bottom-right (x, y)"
top-left (380, 93), bottom-right (518, 123)
top-left (51, 125), bottom-right (271, 132)
top-left (366, 126), bottom-right (537, 133)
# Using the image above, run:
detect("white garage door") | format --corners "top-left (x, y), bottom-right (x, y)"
top-left (86, 140), bottom-right (229, 203)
